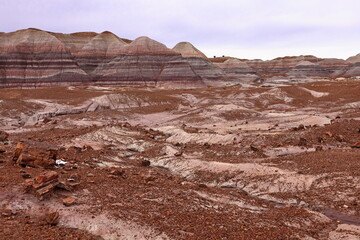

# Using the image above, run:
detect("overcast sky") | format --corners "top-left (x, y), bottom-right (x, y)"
top-left (1, 0), bottom-right (359, 60)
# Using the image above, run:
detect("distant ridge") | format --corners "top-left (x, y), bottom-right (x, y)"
top-left (0, 28), bottom-right (359, 88)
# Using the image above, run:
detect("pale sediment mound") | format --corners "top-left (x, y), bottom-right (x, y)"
top-left (49, 31), bottom-right (98, 53)
top-left (173, 42), bottom-right (208, 58)
top-left (173, 42), bottom-right (227, 82)
top-left (318, 58), bottom-right (347, 67)
top-left (70, 31), bottom-right (128, 74)
top-left (295, 60), bottom-right (316, 67)
top-left (118, 36), bottom-right (177, 55)
top-left (76, 31), bottom-right (128, 58)
top-left (347, 53), bottom-right (360, 63)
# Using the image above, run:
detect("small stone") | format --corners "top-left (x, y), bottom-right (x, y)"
top-left (143, 175), bottom-right (156, 182)
top-left (315, 146), bottom-right (323, 151)
top-left (22, 173), bottom-right (32, 179)
top-left (140, 160), bottom-right (151, 167)
top-left (0, 146), bottom-right (6, 153)
top-left (335, 135), bottom-right (345, 142)
top-left (43, 117), bottom-right (51, 124)
top-left (351, 142), bottom-right (360, 148)
top-left (250, 145), bottom-right (260, 152)
top-left (297, 124), bottom-right (305, 130)
top-left (62, 197), bottom-right (77, 207)
top-left (110, 168), bottom-right (125, 176)
top-left (1, 209), bottom-right (15, 217)
top-left (325, 132), bottom-right (333, 137)
top-left (298, 138), bottom-right (307, 146)
top-left (0, 131), bottom-right (9, 142)
top-left (43, 212), bottom-right (60, 226)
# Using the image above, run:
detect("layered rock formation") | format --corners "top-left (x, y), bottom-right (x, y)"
top-left (173, 42), bottom-right (227, 83)
top-left (94, 37), bottom-right (204, 87)
top-left (0, 28), bottom-right (359, 88)
top-left (0, 29), bottom-right (88, 87)
top-left (0, 29), bottom-right (211, 88)
top-left (66, 31), bottom-right (128, 74)
top-left (240, 55), bottom-right (356, 81)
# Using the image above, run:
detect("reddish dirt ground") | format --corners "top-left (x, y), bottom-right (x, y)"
top-left (0, 80), bottom-right (360, 239)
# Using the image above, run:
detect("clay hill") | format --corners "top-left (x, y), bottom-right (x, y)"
top-left (0, 28), bottom-right (359, 88)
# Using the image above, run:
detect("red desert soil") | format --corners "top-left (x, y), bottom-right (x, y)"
top-left (1, 80), bottom-right (360, 239)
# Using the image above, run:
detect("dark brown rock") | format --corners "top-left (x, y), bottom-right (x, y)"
top-left (351, 142), bottom-right (360, 148)
top-left (140, 160), bottom-right (151, 167)
top-left (0, 145), bottom-right (6, 153)
top-left (298, 138), bottom-right (307, 147)
top-left (0, 131), bottom-right (9, 142)
top-left (42, 212), bottom-right (60, 226)
top-left (110, 168), bottom-right (125, 176)
top-left (335, 135), bottom-right (345, 142)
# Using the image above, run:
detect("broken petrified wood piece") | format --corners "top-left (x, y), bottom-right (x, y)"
top-left (13, 142), bottom-right (57, 168)
top-left (25, 171), bottom-right (59, 199)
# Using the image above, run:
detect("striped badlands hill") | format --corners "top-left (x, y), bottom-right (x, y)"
top-left (173, 42), bottom-right (228, 83)
top-left (215, 58), bottom-right (259, 83)
top-left (0, 28), bottom-right (89, 87)
top-left (0, 29), bottom-right (208, 88)
top-left (93, 36), bottom-right (205, 87)
top-left (0, 28), bottom-right (359, 88)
